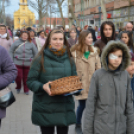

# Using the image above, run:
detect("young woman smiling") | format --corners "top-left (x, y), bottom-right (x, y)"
top-left (94, 21), bottom-right (116, 56)
top-left (71, 30), bottom-right (101, 134)
top-left (26, 29), bottom-right (77, 134)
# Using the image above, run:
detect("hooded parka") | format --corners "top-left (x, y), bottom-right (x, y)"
top-left (83, 40), bottom-right (134, 134)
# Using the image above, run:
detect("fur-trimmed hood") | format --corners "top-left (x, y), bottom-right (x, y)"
top-left (101, 40), bottom-right (131, 71)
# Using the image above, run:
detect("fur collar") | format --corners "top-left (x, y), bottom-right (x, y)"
top-left (101, 40), bottom-right (131, 71)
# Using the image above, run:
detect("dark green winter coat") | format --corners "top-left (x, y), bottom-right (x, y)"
top-left (26, 47), bottom-right (77, 126)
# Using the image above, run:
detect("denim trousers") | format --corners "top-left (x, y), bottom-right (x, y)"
top-left (76, 100), bottom-right (86, 125)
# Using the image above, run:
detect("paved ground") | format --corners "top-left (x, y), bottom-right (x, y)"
top-left (0, 83), bottom-right (79, 134)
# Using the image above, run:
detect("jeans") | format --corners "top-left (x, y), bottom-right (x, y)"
top-left (76, 100), bottom-right (86, 125)
top-left (40, 126), bottom-right (68, 134)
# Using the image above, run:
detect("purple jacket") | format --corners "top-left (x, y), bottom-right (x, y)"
top-left (0, 45), bottom-right (17, 119)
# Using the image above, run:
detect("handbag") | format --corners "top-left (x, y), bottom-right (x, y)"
top-left (0, 87), bottom-right (16, 108)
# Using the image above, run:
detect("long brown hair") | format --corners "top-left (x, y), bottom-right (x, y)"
top-left (74, 30), bottom-right (94, 55)
top-left (20, 31), bottom-right (31, 42)
top-left (0, 25), bottom-right (10, 40)
top-left (37, 29), bottom-right (72, 72)
top-left (101, 21), bottom-right (115, 44)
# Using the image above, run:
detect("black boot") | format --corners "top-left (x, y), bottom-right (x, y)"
top-left (75, 124), bottom-right (82, 134)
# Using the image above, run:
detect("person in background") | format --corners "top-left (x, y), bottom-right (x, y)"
top-left (57, 26), bottom-right (64, 32)
top-left (0, 45), bottom-right (17, 127)
top-left (64, 28), bottom-right (70, 39)
top-left (83, 40), bottom-right (134, 134)
top-left (68, 28), bottom-right (78, 48)
top-left (76, 26), bottom-right (82, 37)
top-left (94, 21), bottom-right (115, 56)
top-left (71, 24), bottom-right (76, 29)
top-left (83, 25), bottom-right (88, 30)
top-left (71, 30), bottom-right (101, 134)
top-left (29, 29), bottom-right (37, 47)
top-left (121, 31), bottom-right (134, 53)
top-left (118, 22), bottom-right (134, 43)
top-left (45, 27), bottom-right (50, 37)
top-left (37, 30), bottom-right (47, 51)
top-left (7, 26), bottom-right (13, 38)
top-left (95, 26), bottom-right (98, 38)
top-left (26, 27), bottom-right (32, 32)
top-left (115, 30), bottom-right (119, 39)
top-left (96, 31), bottom-right (101, 40)
top-left (88, 26), bottom-right (96, 43)
top-left (126, 52), bottom-right (134, 107)
top-left (27, 29), bottom-right (77, 134)
top-left (13, 30), bottom-right (21, 42)
top-left (0, 24), bottom-right (13, 52)
top-left (9, 31), bottom-right (38, 95)
top-left (37, 26), bottom-right (45, 36)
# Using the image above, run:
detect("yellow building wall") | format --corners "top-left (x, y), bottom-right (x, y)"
top-left (14, 0), bottom-right (35, 30)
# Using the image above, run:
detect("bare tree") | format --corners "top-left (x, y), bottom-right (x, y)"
top-left (55, 0), bottom-right (65, 27)
top-left (28, 0), bottom-right (53, 27)
top-left (69, 0), bottom-right (79, 26)
top-left (5, 14), bottom-right (13, 27)
top-left (0, 0), bottom-right (11, 23)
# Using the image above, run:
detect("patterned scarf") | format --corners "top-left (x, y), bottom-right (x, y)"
top-left (49, 45), bottom-right (66, 56)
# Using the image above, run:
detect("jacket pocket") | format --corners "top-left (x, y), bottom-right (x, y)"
top-left (97, 83), bottom-right (108, 105)
top-left (77, 71), bottom-right (83, 81)
top-left (94, 114), bottom-right (108, 134)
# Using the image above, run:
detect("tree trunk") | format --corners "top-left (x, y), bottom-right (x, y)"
top-left (56, 0), bottom-right (65, 28)
top-left (70, 0), bottom-right (79, 26)
top-left (101, 0), bottom-right (107, 22)
top-left (39, 10), bottom-right (43, 27)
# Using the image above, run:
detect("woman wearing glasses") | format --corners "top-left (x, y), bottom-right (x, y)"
top-left (10, 31), bottom-right (38, 95)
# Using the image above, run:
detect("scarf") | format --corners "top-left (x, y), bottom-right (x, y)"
top-left (84, 51), bottom-right (90, 59)
top-left (0, 33), bottom-right (7, 39)
top-left (49, 45), bottom-right (66, 56)
top-left (68, 37), bottom-right (77, 48)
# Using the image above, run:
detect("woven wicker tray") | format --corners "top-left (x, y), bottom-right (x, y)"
top-left (50, 76), bottom-right (82, 95)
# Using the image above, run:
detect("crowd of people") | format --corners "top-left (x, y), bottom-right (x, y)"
top-left (0, 21), bottom-right (134, 134)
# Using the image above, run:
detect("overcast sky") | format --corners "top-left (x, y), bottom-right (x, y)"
top-left (5, 0), bottom-right (68, 19)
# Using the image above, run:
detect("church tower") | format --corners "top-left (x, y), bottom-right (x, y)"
top-left (14, 0), bottom-right (35, 30)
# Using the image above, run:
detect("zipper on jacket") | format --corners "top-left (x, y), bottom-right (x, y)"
top-left (112, 75), bottom-right (118, 134)
top-left (22, 43), bottom-right (25, 65)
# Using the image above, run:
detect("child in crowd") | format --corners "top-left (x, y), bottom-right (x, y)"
top-left (126, 52), bottom-right (134, 107)
top-left (83, 40), bottom-right (134, 134)
top-left (121, 31), bottom-right (134, 53)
